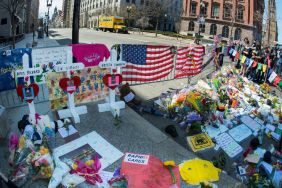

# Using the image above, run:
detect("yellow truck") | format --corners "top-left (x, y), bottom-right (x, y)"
top-left (98, 16), bottom-right (128, 33)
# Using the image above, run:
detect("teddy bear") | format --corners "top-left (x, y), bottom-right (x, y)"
top-left (119, 83), bottom-right (141, 108)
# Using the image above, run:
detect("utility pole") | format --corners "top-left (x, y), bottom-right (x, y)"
top-left (72, 0), bottom-right (81, 44)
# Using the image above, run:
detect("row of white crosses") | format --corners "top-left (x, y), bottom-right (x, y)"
top-left (16, 48), bottom-right (126, 122)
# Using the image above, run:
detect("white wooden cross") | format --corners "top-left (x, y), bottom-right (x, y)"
top-left (98, 49), bottom-right (126, 117)
top-left (15, 53), bottom-right (43, 115)
top-left (54, 62), bottom-right (87, 124)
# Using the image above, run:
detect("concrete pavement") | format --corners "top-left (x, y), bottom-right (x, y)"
top-left (49, 28), bottom-right (195, 48)
top-left (16, 33), bottom-right (60, 48)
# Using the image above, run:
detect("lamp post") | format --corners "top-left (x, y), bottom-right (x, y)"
top-left (126, 6), bottom-right (132, 27)
top-left (46, 0), bottom-right (53, 37)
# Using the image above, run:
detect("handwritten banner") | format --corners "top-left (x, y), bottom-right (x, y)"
top-left (32, 46), bottom-right (72, 84)
top-left (0, 48), bottom-right (32, 91)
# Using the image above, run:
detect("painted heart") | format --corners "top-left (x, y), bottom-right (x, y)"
top-left (59, 76), bottom-right (81, 94)
top-left (16, 83), bottom-right (39, 103)
top-left (103, 74), bottom-right (123, 90)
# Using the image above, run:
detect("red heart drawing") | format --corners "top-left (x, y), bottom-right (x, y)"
top-left (16, 83), bottom-right (39, 103)
top-left (103, 74), bottom-right (123, 90)
top-left (59, 76), bottom-right (81, 94)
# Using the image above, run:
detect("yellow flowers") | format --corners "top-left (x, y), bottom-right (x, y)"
top-left (85, 159), bottom-right (94, 166)
top-left (72, 163), bottom-right (78, 170)
top-left (164, 160), bottom-right (176, 167)
top-left (39, 146), bottom-right (49, 155)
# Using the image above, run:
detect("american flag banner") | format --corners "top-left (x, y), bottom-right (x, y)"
top-left (174, 45), bottom-right (205, 78)
top-left (121, 44), bottom-right (174, 83)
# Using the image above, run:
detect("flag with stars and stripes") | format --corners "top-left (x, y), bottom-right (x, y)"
top-left (174, 45), bottom-right (205, 78)
top-left (121, 44), bottom-right (174, 83)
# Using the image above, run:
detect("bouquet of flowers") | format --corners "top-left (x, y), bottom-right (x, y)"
top-left (70, 155), bottom-right (102, 185)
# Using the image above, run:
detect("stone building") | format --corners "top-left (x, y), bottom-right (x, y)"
top-left (63, 0), bottom-right (181, 31)
top-left (263, 0), bottom-right (278, 46)
top-left (180, 0), bottom-right (265, 42)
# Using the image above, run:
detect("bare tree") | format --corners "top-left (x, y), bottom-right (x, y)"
top-left (0, 0), bottom-right (26, 48)
top-left (143, 0), bottom-right (168, 37)
top-left (136, 16), bottom-right (150, 34)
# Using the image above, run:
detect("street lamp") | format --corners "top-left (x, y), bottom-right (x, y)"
top-left (126, 6), bottom-right (132, 27)
top-left (46, 0), bottom-right (53, 37)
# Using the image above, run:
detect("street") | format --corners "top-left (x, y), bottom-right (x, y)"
top-left (49, 28), bottom-right (195, 48)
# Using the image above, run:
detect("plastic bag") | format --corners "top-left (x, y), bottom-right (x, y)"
top-left (48, 161), bottom-right (71, 188)
top-left (61, 173), bottom-right (85, 188)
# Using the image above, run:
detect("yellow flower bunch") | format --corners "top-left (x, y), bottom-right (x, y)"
top-left (39, 146), bottom-right (49, 155)
top-left (85, 159), bottom-right (94, 166)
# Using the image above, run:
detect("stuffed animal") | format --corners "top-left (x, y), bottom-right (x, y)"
top-left (119, 83), bottom-right (141, 108)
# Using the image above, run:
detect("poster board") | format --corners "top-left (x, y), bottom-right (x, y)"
top-left (53, 131), bottom-right (123, 170)
top-left (32, 46), bottom-right (72, 84)
top-left (0, 48), bottom-right (32, 91)
top-left (46, 66), bottom-right (109, 110)
top-left (228, 124), bottom-right (252, 142)
top-left (215, 133), bottom-right (243, 158)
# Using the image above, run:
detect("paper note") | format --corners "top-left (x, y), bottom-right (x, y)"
top-left (228, 124), bottom-right (252, 142)
top-left (215, 133), bottom-right (243, 158)
top-left (124, 153), bottom-right (150, 165)
top-left (58, 125), bottom-right (78, 138)
top-left (240, 115), bottom-right (262, 132)
top-left (96, 171), bottom-right (114, 188)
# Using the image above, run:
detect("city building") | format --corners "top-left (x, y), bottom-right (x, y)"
top-left (180, 0), bottom-right (265, 42)
top-left (62, 0), bottom-right (74, 28)
top-left (0, 0), bottom-right (27, 37)
top-left (25, 0), bottom-right (40, 33)
top-left (63, 0), bottom-right (181, 31)
top-left (262, 0), bottom-right (278, 46)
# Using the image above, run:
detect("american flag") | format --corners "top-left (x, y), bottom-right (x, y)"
top-left (174, 45), bottom-right (205, 78)
top-left (121, 44), bottom-right (174, 82)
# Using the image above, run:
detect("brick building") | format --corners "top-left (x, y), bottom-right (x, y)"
top-left (180, 0), bottom-right (265, 42)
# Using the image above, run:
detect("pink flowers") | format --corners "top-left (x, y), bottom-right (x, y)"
top-left (71, 155), bottom-right (102, 185)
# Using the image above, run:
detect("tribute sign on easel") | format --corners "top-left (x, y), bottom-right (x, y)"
top-left (15, 53), bottom-right (43, 115)
top-left (55, 62), bottom-right (87, 123)
top-left (98, 49), bottom-right (126, 117)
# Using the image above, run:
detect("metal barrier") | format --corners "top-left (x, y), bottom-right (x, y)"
top-left (0, 84), bottom-right (49, 108)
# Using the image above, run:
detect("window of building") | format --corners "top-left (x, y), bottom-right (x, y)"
top-left (200, 24), bottom-right (205, 33)
top-left (237, 5), bottom-right (244, 21)
top-left (188, 21), bottom-right (194, 31)
top-left (190, 2), bottom-right (197, 16)
top-left (141, 0), bottom-right (144, 5)
top-left (212, 3), bottom-right (219, 18)
top-left (1, 18), bottom-right (7, 25)
top-left (234, 28), bottom-right (241, 40)
top-left (132, 0), bottom-right (135, 4)
top-left (222, 26), bottom-right (229, 38)
top-left (126, 0), bottom-right (129, 3)
top-left (200, 3), bottom-right (208, 17)
top-left (224, 4), bottom-right (232, 19)
top-left (146, 0), bottom-right (149, 6)
top-left (210, 24), bottom-right (217, 35)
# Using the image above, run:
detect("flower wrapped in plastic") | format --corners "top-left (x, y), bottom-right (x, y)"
top-left (71, 155), bottom-right (102, 185)
top-left (186, 91), bottom-right (204, 113)
top-left (31, 152), bottom-right (54, 180)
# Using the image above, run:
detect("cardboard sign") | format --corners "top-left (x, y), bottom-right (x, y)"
top-left (15, 67), bottom-right (42, 77)
top-left (124, 153), bottom-right (149, 165)
top-left (54, 63), bottom-right (85, 72)
top-left (187, 133), bottom-right (214, 152)
top-left (99, 61), bottom-right (126, 69)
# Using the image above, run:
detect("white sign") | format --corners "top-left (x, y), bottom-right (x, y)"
top-left (99, 61), bottom-right (126, 69)
top-left (54, 63), bottom-right (85, 72)
top-left (124, 153), bottom-right (150, 165)
top-left (16, 67), bottom-right (43, 77)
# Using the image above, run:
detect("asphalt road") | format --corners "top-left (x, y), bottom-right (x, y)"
top-left (49, 28), bottom-right (195, 48)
